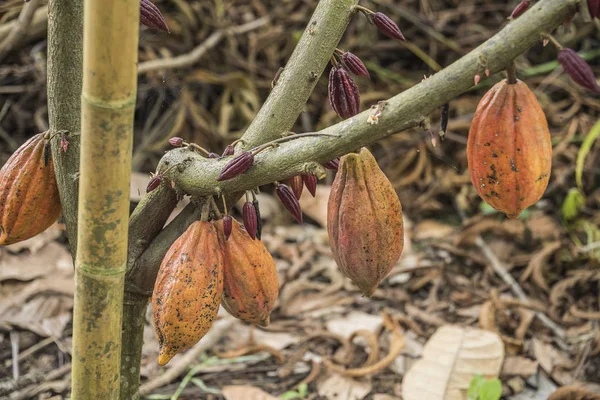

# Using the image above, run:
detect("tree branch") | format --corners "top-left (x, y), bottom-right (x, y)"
top-left (0, 0), bottom-right (42, 62)
top-left (126, 0), bottom-right (578, 296)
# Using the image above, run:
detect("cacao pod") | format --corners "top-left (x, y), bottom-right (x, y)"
top-left (327, 148), bottom-right (404, 297)
top-left (152, 220), bottom-right (224, 366)
top-left (0, 133), bottom-right (61, 245)
top-left (467, 79), bottom-right (552, 219)
top-left (216, 219), bottom-right (279, 326)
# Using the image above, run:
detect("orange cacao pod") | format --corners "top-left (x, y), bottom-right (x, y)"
top-left (152, 220), bottom-right (224, 366)
top-left (327, 148), bottom-right (404, 297)
top-left (216, 219), bottom-right (278, 326)
top-left (0, 133), bottom-right (61, 245)
top-left (467, 79), bottom-right (552, 219)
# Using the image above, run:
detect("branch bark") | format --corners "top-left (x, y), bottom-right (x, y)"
top-left (47, 0), bottom-right (83, 256)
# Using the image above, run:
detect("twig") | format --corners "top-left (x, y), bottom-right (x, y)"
top-left (139, 318), bottom-right (235, 395)
top-left (0, 0), bottom-right (42, 62)
top-left (137, 17), bottom-right (270, 74)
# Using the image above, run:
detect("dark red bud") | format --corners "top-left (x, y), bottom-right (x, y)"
top-left (217, 151), bottom-right (254, 181)
top-left (328, 67), bottom-right (360, 119)
top-left (208, 152), bottom-right (220, 158)
top-left (140, 0), bottom-right (169, 32)
top-left (341, 52), bottom-right (370, 78)
top-left (242, 202), bottom-right (258, 240)
top-left (169, 136), bottom-right (183, 146)
top-left (276, 184), bottom-right (303, 223)
top-left (222, 144), bottom-right (235, 156)
top-left (588, 0), bottom-right (600, 19)
top-left (372, 12), bottom-right (405, 41)
top-left (323, 159), bottom-right (340, 171)
top-left (509, 0), bottom-right (529, 19)
top-left (303, 175), bottom-right (317, 197)
top-left (288, 175), bottom-right (304, 200)
top-left (146, 175), bottom-right (162, 193)
top-left (223, 215), bottom-right (233, 240)
top-left (558, 48), bottom-right (600, 93)
top-left (253, 199), bottom-right (263, 240)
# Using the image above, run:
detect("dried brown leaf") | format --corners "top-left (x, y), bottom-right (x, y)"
top-left (402, 325), bottom-right (504, 400)
top-left (501, 356), bottom-right (539, 377)
top-left (548, 385), bottom-right (600, 400)
top-left (520, 241), bottom-right (562, 292)
top-left (222, 386), bottom-right (279, 400)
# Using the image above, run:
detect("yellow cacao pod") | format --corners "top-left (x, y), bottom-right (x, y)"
top-left (327, 148), bottom-right (404, 297)
top-left (217, 218), bottom-right (279, 327)
top-left (152, 220), bottom-right (224, 366)
top-left (467, 79), bottom-right (552, 219)
top-left (0, 133), bottom-right (61, 245)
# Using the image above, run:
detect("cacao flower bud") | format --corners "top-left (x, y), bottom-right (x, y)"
top-left (169, 136), bottom-right (183, 146)
top-left (303, 174), bottom-right (317, 197)
top-left (0, 133), bottom-right (62, 245)
top-left (323, 159), bottom-right (340, 171)
top-left (467, 79), bottom-right (552, 219)
top-left (328, 148), bottom-right (404, 297)
top-left (208, 152), bottom-right (220, 158)
top-left (222, 144), bottom-right (235, 156)
top-left (328, 67), bottom-right (360, 119)
top-left (242, 201), bottom-right (258, 240)
top-left (140, 0), bottom-right (169, 32)
top-left (217, 219), bottom-right (279, 326)
top-left (253, 199), bottom-right (263, 240)
top-left (276, 183), bottom-right (303, 223)
top-left (146, 174), bottom-right (162, 193)
top-left (372, 12), bottom-right (405, 41)
top-left (341, 52), bottom-right (370, 78)
top-left (152, 221), bottom-right (224, 365)
top-left (217, 151), bottom-right (254, 181)
top-left (509, 0), bottom-right (529, 19)
top-left (223, 215), bottom-right (233, 240)
top-left (589, 0), bottom-right (600, 19)
top-left (288, 175), bottom-right (304, 200)
top-left (557, 48), bottom-right (600, 93)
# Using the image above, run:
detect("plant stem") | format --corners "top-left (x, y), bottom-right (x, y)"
top-left (71, 0), bottom-right (139, 398)
top-left (239, 0), bottom-right (359, 149)
top-left (506, 62), bottom-right (518, 84)
top-left (47, 0), bottom-right (83, 256)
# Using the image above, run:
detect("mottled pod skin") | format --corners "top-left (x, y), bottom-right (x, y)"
top-left (0, 133), bottom-right (61, 245)
top-left (216, 219), bottom-right (279, 327)
top-left (467, 79), bottom-right (552, 219)
top-left (327, 148), bottom-right (404, 297)
top-left (152, 221), bottom-right (224, 366)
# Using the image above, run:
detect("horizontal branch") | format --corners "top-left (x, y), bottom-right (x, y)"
top-left (159, 0), bottom-right (578, 198)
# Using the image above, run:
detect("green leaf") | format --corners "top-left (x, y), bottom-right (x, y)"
top-left (297, 383), bottom-right (308, 397)
top-left (478, 379), bottom-right (502, 400)
top-left (479, 202), bottom-right (498, 216)
top-left (280, 391), bottom-right (300, 400)
top-left (468, 374), bottom-right (485, 400)
top-left (576, 119), bottom-right (600, 192)
top-left (561, 188), bottom-right (586, 222)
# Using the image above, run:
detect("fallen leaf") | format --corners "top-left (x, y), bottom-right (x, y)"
top-left (222, 385), bottom-right (279, 400)
top-left (0, 242), bottom-right (73, 282)
top-left (548, 385), bottom-right (600, 400)
top-left (326, 312), bottom-right (384, 337)
top-left (501, 356), bottom-right (538, 377)
top-left (402, 325), bottom-right (504, 400)
top-left (317, 373), bottom-right (372, 400)
top-left (413, 220), bottom-right (455, 240)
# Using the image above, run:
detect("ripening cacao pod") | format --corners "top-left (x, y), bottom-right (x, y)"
top-left (467, 79), bottom-right (552, 219)
top-left (327, 148), bottom-right (404, 297)
top-left (216, 219), bottom-right (279, 326)
top-left (0, 133), bottom-right (61, 245)
top-left (152, 221), bottom-right (224, 366)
